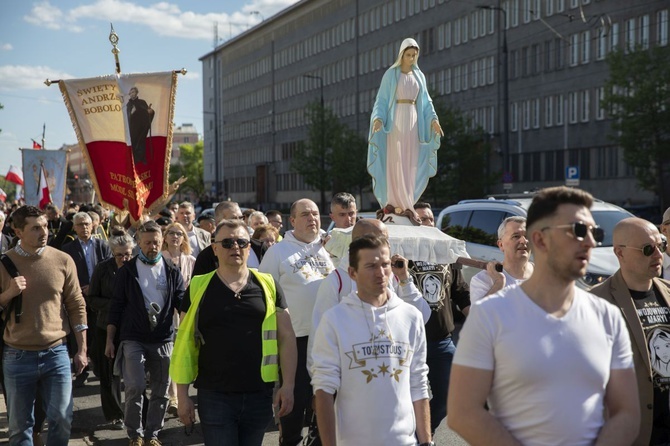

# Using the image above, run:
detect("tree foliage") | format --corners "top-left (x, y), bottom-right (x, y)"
top-left (603, 45), bottom-right (670, 208)
top-left (169, 140), bottom-right (204, 198)
top-left (291, 101), bottom-right (369, 208)
top-left (422, 99), bottom-right (498, 205)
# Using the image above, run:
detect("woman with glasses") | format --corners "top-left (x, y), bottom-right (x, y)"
top-left (88, 227), bottom-right (136, 430)
top-left (161, 221), bottom-right (196, 415)
top-left (161, 222), bottom-right (196, 288)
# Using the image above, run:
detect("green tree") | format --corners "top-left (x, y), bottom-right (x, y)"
top-left (603, 45), bottom-right (670, 209)
top-left (169, 140), bottom-right (204, 198)
top-left (331, 128), bottom-right (369, 198)
top-left (291, 101), bottom-right (342, 211)
top-left (422, 100), bottom-right (498, 205)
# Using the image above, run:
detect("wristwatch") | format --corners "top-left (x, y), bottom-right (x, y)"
top-left (418, 442), bottom-right (435, 446)
top-left (398, 276), bottom-right (414, 286)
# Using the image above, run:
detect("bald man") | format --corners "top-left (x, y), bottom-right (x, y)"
top-left (592, 217), bottom-right (670, 445)
top-left (308, 219), bottom-right (430, 370)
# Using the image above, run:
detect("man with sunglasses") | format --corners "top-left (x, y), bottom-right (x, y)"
top-left (592, 217), bottom-right (670, 445)
top-left (192, 201), bottom-right (244, 276)
top-left (172, 219), bottom-right (297, 445)
top-left (449, 186), bottom-right (639, 446)
top-left (259, 198), bottom-right (334, 446)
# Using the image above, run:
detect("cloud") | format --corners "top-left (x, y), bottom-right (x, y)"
top-left (23, 1), bottom-right (83, 32)
top-left (0, 65), bottom-right (75, 91)
top-left (1, 43), bottom-right (12, 51)
top-left (23, 0), bottom-right (299, 40)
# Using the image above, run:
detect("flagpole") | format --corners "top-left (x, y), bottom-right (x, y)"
top-left (42, 123), bottom-right (46, 150)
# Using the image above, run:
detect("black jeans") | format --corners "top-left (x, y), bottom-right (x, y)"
top-left (279, 336), bottom-right (313, 446)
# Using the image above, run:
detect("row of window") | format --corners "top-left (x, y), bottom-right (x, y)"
top-left (509, 145), bottom-right (632, 184)
top-left (509, 87), bottom-right (607, 132)
top-left (225, 176), bottom-right (256, 194)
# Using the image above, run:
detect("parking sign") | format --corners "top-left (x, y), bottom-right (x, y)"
top-left (565, 166), bottom-right (580, 186)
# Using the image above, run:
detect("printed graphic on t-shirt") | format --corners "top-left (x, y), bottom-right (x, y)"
top-left (290, 254), bottom-right (332, 281)
top-left (634, 295), bottom-right (670, 388)
top-left (345, 328), bottom-right (413, 384)
top-left (410, 261), bottom-right (449, 311)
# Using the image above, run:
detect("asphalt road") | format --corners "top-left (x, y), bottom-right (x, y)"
top-left (0, 375), bottom-right (468, 445)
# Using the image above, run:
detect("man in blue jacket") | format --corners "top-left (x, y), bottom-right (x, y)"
top-left (106, 220), bottom-right (184, 446)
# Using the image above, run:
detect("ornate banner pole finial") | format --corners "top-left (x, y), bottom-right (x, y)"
top-left (109, 23), bottom-right (121, 74)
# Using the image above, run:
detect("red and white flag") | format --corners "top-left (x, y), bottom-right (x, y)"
top-left (38, 163), bottom-right (52, 209)
top-left (59, 72), bottom-right (177, 220)
top-left (0, 187), bottom-right (6, 202)
top-left (32, 139), bottom-right (42, 150)
top-left (5, 165), bottom-right (24, 186)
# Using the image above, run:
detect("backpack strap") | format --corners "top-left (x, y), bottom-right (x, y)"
top-left (0, 254), bottom-right (22, 324)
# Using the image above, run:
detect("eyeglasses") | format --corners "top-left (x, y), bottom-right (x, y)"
top-left (541, 222), bottom-right (605, 244)
top-left (216, 238), bottom-right (250, 249)
top-left (619, 239), bottom-right (668, 256)
top-left (166, 230), bottom-right (184, 237)
top-left (114, 252), bottom-right (133, 259)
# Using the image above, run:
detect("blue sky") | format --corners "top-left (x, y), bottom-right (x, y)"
top-left (0, 0), bottom-right (299, 178)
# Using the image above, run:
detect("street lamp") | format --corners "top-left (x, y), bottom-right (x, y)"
top-left (302, 74), bottom-right (327, 212)
top-left (249, 11), bottom-right (265, 21)
top-left (477, 3), bottom-right (510, 181)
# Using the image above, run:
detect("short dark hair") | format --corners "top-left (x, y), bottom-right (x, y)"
top-left (265, 210), bottom-right (282, 218)
top-left (526, 186), bottom-right (594, 230)
top-left (214, 219), bottom-right (247, 239)
top-left (137, 220), bottom-right (162, 235)
top-left (413, 202), bottom-right (432, 210)
top-left (12, 206), bottom-right (45, 230)
top-left (331, 192), bottom-right (356, 210)
top-left (349, 235), bottom-right (390, 270)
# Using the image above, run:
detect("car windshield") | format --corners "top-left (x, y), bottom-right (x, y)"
top-left (591, 210), bottom-right (634, 247)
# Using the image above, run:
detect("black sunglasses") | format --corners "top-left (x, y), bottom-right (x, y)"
top-left (541, 222), bottom-right (605, 244)
top-left (216, 238), bottom-right (250, 249)
top-left (619, 239), bottom-right (668, 257)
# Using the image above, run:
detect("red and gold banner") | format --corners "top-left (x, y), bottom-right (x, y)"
top-left (59, 72), bottom-right (177, 220)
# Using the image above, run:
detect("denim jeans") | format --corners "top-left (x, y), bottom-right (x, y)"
top-left (427, 336), bottom-right (456, 434)
top-left (198, 387), bottom-right (274, 446)
top-left (3, 343), bottom-right (73, 446)
top-left (119, 340), bottom-right (172, 440)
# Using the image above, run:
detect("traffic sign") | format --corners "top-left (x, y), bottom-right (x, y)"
top-left (565, 166), bottom-right (580, 186)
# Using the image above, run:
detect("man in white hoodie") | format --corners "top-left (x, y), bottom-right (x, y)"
top-left (259, 198), bottom-right (334, 446)
top-left (311, 235), bottom-right (432, 446)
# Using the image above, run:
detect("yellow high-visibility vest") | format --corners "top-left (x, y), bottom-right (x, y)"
top-left (169, 269), bottom-right (278, 384)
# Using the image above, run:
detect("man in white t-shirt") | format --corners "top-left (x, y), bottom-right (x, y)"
top-left (469, 216), bottom-right (533, 304)
top-left (448, 186), bottom-right (640, 445)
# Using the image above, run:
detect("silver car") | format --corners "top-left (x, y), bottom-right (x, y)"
top-left (436, 195), bottom-right (634, 289)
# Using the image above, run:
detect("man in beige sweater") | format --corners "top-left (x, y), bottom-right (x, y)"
top-left (0, 205), bottom-right (87, 446)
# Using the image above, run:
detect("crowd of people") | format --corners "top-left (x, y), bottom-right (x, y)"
top-left (0, 189), bottom-right (668, 446)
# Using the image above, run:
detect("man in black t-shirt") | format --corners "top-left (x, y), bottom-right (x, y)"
top-left (592, 217), bottom-right (670, 445)
top-left (174, 219), bottom-right (297, 446)
top-left (412, 202), bottom-right (470, 435)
